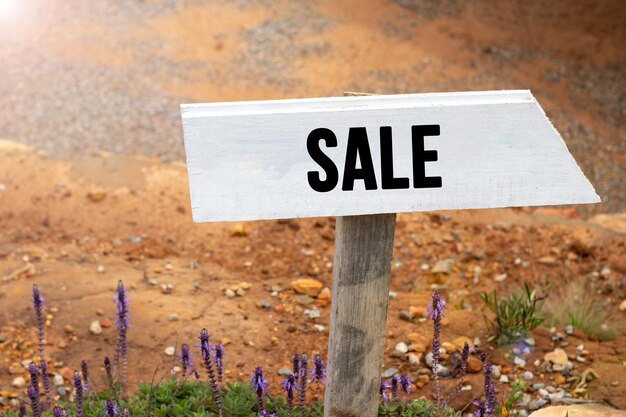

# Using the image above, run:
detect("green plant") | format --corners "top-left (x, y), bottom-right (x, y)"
top-left (541, 278), bottom-right (621, 341)
top-left (480, 283), bottom-right (546, 345)
top-left (498, 379), bottom-right (525, 416)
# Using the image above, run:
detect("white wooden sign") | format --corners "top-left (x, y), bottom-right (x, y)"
top-left (181, 90), bottom-right (599, 222)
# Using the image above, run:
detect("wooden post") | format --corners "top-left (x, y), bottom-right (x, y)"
top-left (323, 214), bottom-right (396, 417)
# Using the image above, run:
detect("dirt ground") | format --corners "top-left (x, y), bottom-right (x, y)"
top-left (0, 0), bottom-right (625, 414)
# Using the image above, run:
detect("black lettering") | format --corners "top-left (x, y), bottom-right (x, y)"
top-left (411, 125), bottom-right (442, 188)
top-left (342, 127), bottom-right (377, 191)
top-left (307, 128), bottom-right (339, 192)
top-left (380, 126), bottom-right (409, 190)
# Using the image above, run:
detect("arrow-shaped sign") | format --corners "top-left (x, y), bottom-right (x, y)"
top-left (182, 90), bottom-right (598, 222)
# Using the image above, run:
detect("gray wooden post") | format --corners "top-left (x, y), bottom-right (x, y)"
top-left (323, 214), bottom-right (396, 417)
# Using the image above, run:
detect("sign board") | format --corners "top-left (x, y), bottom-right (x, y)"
top-left (181, 90), bottom-right (599, 222)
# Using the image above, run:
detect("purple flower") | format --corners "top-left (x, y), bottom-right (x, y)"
top-left (214, 344), bottom-right (224, 383)
top-left (32, 285), bottom-right (45, 363)
top-left (40, 359), bottom-right (51, 405)
top-left (379, 379), bottom-right (391, 405)
top-left (292, 353), bottom-right (300, 385)
top-left (104, 399), bottom-right (119, 417)
top-left (390, 376), bottom-right (399, 401)
top-left (310, 353), bottom-right (325, 401)
top-left (199, 329), bottom-right (222, 417)
top-left (399, 375), bottom-right (412, 394)
top-left (104, 356), bottom-right (115, 395)
top-left (52, 407), bottom-right (68, 417)
top-left (28, 362), bottom-right (39, 389)
top-left (428, 291), bottom-right (445, 411)
top-left (27, 384), bottom-right (41, 417)
top-left (18, 402), bottom-right (26, 417)
top-left (427, 291), bottom-right (446, 320)
top-left (251, 367), bottom-right (269, 416)
top-left (121, 409), bottom-right (130, 417)
top-left (483, 362), bottom-right (497, 416)
top-left (178, 343), bottom-right (193, 378)
top-left (298, 353), bottom-right (308, 417)
top-left (114, 280), bottom-right (129, 396)
top-left (73, 371), bottom-right (84, 417)
top-left (281, 373), bottom-right (297, 417)
top-left (80, 360), bottom-right (89, 392)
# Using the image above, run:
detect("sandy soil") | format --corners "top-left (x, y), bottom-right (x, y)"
top-left (0, 0), bottom-right (625, 414)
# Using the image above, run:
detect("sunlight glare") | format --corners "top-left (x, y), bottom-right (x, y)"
top-left (0, 0), bottom-right (17, 16)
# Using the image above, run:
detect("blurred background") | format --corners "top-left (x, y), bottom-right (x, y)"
top-left (0, 0), bottom-right (624, 212)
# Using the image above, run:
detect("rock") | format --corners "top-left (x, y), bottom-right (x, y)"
top-left (231, 223), bottom-right (248, 237)
top-left (224, 289), bottom-right (235, 298)
top-left (432, 259), bottom-right (453, 274)
top-left (168, 313), bottom-right (179, 322)
top-left (313, 324), bottom-right (325, 333)
top-left (433, 364), bottom-right (449, 377)
top-left (258, 300), bottom-right (271, 309)
top-left (291, 278), bottom-right (323, 297)
top-left (9, 363), bottom-right (22, 374)
top-left (160, 283), bottom-right (174, 294)
top-left (523, 371), bottom-right (534, 380)
top-left (382, 368), bottom-right (398, 378)
top-left (492, 365), bottom-right (501, 378)
top-left (564, 324), bottom-right (574, 334)
top-left (538, 256), bottom-right (558, 266)
top-left (451, 336), bottom-right (474, 350)
top-left (467, 356), bottom-right (483, 373)
top-left (317, 287), bottom-right (331, 300)
top-left (64, 325), bottom-right (75, 334)
top-left (399, 310), bottom-right (414, 322)
top-left (544, 349), bottom-right (568, 366)
top-left (97, 265), bottom-right (105, 274)
top-left (528, 404), bottom-right (626, 417)
top-left (441, 342), bottom-right (458, 353)
top-left (554, 374), bottom-right (566, 385)
top-left (295, 295), bottom-right (314, 306)
top-left (494, 273), bottom-right (508, 282)
top-left (100, 318), bottom-right (113, 328)
top-left (235, 288), bottom-right (246, 297)
top-left (304, 309), bottom-right (320, 319)
top-left (395, 342), bottom-right (409, 354)
top-left (12, 377), bottom-right (26, 388)
top-left (619, 299), bottom-right (626, 312)
top-left (408, 353), bottom-right (421, 366)
top-left (52, 374), bottom-right (64, 386)
top-left (514, 356), bottom-right (526, 367)
top-left (425, 351), bottom-right (434, 367)
top-left (164, 346), bottom-right (176, 356)
top-left (499, 375), bottom-right (509, 383)
top-left (89, 320), bottom-right (102, 335)
top-left (388, 291), bottom-right (397, 300)
top-left (86, 188), bottom-right (106, 202)
top-left (528, 399), bottom-right (548, 410)
top-left (278, 368), bottom-right (292, 377)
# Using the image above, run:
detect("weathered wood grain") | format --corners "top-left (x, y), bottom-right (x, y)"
top-left (323, 213), bottom-right (396, 417)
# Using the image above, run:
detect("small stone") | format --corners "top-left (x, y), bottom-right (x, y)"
top-left (544, 349), bottom-right (568, 366)
top-left (399, 310), bottom-right (414, 322)
top-left (494, 273), bottom-right (508, 282)
top-left (317, 287), bottom-right (332, 300)
top-left (168, 313), bottom-right (179, 322)
top-left (64, 325), bottom-right (74, 334)
top-left (52, 374), bottom-right (64, 386)
top-left (97, 265), bottom-right (105, 274)
top-left (100, 318), bottom-right (113, 328)
top-left (291, 278), bottom-right (323, 297)
top-left (58, 339), bottom-right (68, 349)
top-left (86, 188), bottom-right (106, 202)
top-left (278, 368), bottom-right (292, 377)
top-left (528, 399), bottom-right (547, 411)
top-left (554, 374), bottom-right (566, 385)
top-left (12, 377), bottom-right (26, 388)
top-left (388, 291), bottom-right (397, 300)
top-left (460, 384), bottom-right (472, 391)
top-left (433, 364), bottom-right (449, 377)
top-left (408, 353), bottom-right (421, 366)
top-left (258, 300), bottom-right (271, 309)
top-left (382, 368), bottom-right (398, 378)
top-left (538, 256), bottom-right (557, 266)
top-left (499, 375), bottom-right (509, 384)
top-left (432, 259), bottom-right (453, 274)
top-left (225, 289), bottom-right (236, 298)
top-left (295, 295), bottom-right (314, 306)
top-left (147, 278), bottom-right (158, 286)
top-left (425, 351), bottom-right (434, 367)
top-left (523, 371), bottom-right (534, 380)
top-left (514, 356), bottom-right (527, 367)
top-left (164, 346), bottom-right (176, 356)
top-left (600, 266), bottom-right (611, 278)
top-left (395, 342), bottom-right (409, 354)
top-left (304, 309), bottom-right (320, 319)
top-left (564, 325), bottom-right (574, 335)
top-left (236, 288), bottom-right (246, 297)
top-left (619, 299), bottom-right (626, 312)
top-left (467, 356), bottom-right (483, 373)
top-left (492, 365), bottom-right (501, 378)
top-left (313, 324), bottom-right (325, 332)
top-left (160, 283), bottom-right (174, 294)
top-left (89, 321), bottom-right (102, 335)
